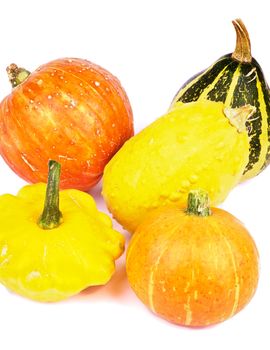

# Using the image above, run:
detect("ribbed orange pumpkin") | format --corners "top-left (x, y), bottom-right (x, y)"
top-left (126, 190), bottom-right (259, 327)
top-left (0, 58), bottom-right (133, 191)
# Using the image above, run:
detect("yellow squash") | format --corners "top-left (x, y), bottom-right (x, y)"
top-left (103, 101), bottom-right (253, 233)
top-left (0, 161), bottom-right (124, 302)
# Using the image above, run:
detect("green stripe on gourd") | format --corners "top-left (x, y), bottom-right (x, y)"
top-left (256, 66), bottom-right (270, 170)
top-left (207, 61), bottom-right (239, 103)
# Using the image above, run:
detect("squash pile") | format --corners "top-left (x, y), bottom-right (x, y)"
top-left (0, 19), bottom-right (267, 327)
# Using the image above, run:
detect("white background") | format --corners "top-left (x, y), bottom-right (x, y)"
top-left (0, 0), bottom-right (270, 349)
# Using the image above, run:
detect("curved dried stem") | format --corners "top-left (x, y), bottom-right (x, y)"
top-left (231, 19), bottom-right (252, 63)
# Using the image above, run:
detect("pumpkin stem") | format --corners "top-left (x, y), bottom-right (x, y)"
top-left (6, 63), bottom-right (31, 88)
top-left (231, 19), bottom-right (252, 63)
top-left (186, 190), bottom-right (211, 217)
top-left (38, 160), bottom-right (63, 230)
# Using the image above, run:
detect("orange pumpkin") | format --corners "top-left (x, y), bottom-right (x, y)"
top-left (0, 58), bottom-right (133, 191)
top-left (126, 190), bottom-right (259, 327)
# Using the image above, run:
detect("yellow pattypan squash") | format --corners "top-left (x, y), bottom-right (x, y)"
top-left (0, 161), bottom-right (125, 302)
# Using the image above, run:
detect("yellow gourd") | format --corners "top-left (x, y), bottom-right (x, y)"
top-left (103, 101), bottom-right (254, 233)
top-left (0, 161), bottom-right (125, 302)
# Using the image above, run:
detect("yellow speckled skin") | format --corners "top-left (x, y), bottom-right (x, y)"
top-left (102, 101), bottom-right (250, 233)
top-left (0, 183), bottom-right (125, 302)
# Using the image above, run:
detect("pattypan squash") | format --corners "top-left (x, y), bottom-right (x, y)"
top-left (0, 161), bottom-right (125, 302)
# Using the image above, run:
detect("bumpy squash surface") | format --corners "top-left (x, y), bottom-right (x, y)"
top-left (103, 101), bottom-right (252, 233)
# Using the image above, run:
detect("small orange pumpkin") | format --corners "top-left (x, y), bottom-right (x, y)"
top-left (0, 58), bottom-right (133, 191)
top-left (126, 190), bottom-right (259, 327)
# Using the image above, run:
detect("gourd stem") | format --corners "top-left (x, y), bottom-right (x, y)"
top-left (186, 190), bottom-right (211, 217)
top-left (231, 18), bottom-right (252, 63)
top-left (6, 63), bottom-right (31, 88)
top-left (38, 160), bottom-right (63, 230)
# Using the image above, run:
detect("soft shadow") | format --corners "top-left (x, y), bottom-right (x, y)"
top-left (88, 179), bottom-right (102, 199)
top-left (103, 261), bottom-right (129, 298)
top-left (74, 253), bottom-right (132, 303)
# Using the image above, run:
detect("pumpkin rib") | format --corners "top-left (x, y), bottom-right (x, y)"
top-left (49, 67), bottom-right (119, 125)
top-left (46, 65), bottom-right (122, 147)
top-left (209, 218), bottom-right (240, 319)
top-left (147, 217), bottom-right (188, 315)
top-left (65, 60), bottom-right (133, 143)
top-left (7, 95), bottom-right (70, 183)
top-left (184, 295), bottom-right (193, 326)
top-left (2, 98), bottom-right (41, 181)
top-left (7, 86), bottom-right (65, 179)
top-left (7, 95), bottom-right (51, 177)
top-left (52, 85), bottom-right (102, 160)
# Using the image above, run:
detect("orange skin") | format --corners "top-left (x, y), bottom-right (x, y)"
top-left (126, 205), bottom-right (259, 327)
top-left (0, 58), bottom-right (133, 191)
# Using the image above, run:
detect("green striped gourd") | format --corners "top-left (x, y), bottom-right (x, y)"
top-left (170, 19), bottom-right (270, 181)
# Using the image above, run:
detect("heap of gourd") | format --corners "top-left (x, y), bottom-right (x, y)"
top-left (0, 19), bottom-right (267, 327)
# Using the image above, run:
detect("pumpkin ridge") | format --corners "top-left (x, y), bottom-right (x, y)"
top-left (48, 64), bottom-right (122, 117)
top-left (147, 219), bottom-right (186, 314)
top-left (209, 219), bottom-right (240, 319)
top-left (7, 92), bottom-right (52, 174)
top-left (43, 67), bottom-right (119, 170)
top-left (44, 65), bottom-right (118, 150)
top-left (3, 97), bottom-right (42, 180)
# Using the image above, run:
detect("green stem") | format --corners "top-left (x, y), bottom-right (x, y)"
top-left (186, 189), bottom-right (211, 217)
top-left (38, 160), bottom-right (63, 230)
top-left (6, 63), bottom-right (31, 88)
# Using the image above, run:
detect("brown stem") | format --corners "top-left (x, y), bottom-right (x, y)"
top-left (6, 64), bottom-right (31, 88)
top-left (231, 19), bottom-right (252, 63)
